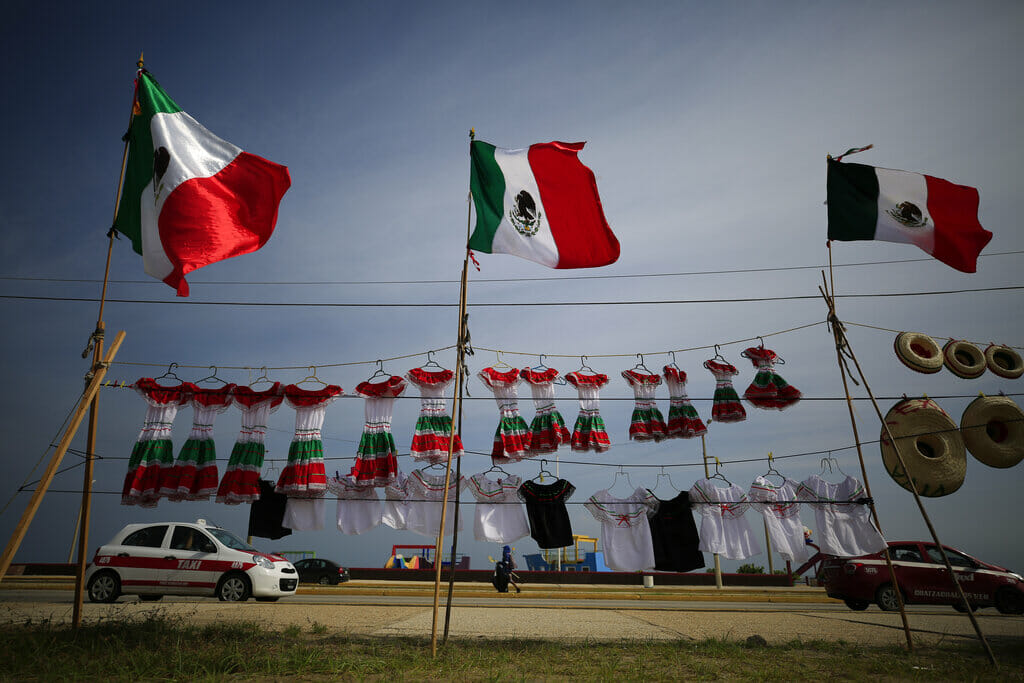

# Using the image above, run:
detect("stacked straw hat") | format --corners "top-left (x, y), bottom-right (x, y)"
top-left (880, 398), bottom-right (966, 497)
top-left (893, 332), bottom-right (943, 374)
top-left (984, 344), bottom-right (1024, 380)
top-left (960, 394), bottom-right (1024, 468)
top-left (942, 340), bottom-right (986, 379)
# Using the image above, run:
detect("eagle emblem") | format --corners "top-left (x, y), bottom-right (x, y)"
top-left (886, 201), bottom-right (929, 229)
top-left (509, 190), bottom-right (542, 236)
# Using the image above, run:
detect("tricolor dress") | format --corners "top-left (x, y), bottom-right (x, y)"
top-left (405, 368), bottom-right (463, 464)
top-left (349, 376), bottom-right (404, 488)
top-left (621, 370), bottom-right (668, 442)
top-left (662, 366), bottom-right (707, 438)
top-left (216, 383), bottom-right (285, 504)
top-left (122, 379), bottom-right (193, 507)
top-left (704, 359), bottom-right (746, 423)
top-left (478, 367), bottom-right (531, 464)
top-left (520, 367), bottom-right (571, 456)
top-left (276, 384), bottom-right (343, 497)
top-left (565, 371), bottom-right (611, 453)
top-left (160, 383), bottom-right (236, 501)
top-left (741, 346), bottom-right (802, 410)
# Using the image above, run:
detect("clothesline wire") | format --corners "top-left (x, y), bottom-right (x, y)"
top-left (3, 249), bottom-right (1021, 287)
top-left (2, 284), bottom-right (1022, 308)
top-left (844, 321), bottom-right (1024, 350)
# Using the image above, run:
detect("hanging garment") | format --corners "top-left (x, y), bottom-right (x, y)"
top-left (797, 474), bottom-right (886, 558)
top-left (621, 370), bottom-right (668, 442)
top-left (122, 379), bottom-right (194, 507)
top-left (646, 489), bottom-right (705, 572)
top-left (520, 367), bottom-right (571, 456)
top-left (404, 469), bottom-right (466, 538)
top-left (283, 496), bottom-right (325, 531)
top-left (747, 476), bottom-right (808, 564)
top-left (478, 367), bottom-right (531, 464)
top-left (349, 376), bottom-right (405, 487)
top-left (468, 472), bottom-right (531, 543)
top-left (518, 478), bottom-right (576, 549)
top-left (741, 346), bottom-right (802, 410)
top-left (327, 474), bottom-right (382, 535)
top-left (247, 479), bottom-right (292, 540)
top-left (689, 478), bottom-right (762, 560)
top-left (704, 360), bottom-right (746, 423)
top-left (382, 471), bottom-right (411, 530)
top-left (565, 372), bottom-right (611, 452)
top-left (159, 383), bottom-right (236, 502)
top-left (216, 383), bottom-right (285, 504)
top-left (584, 487), bottom-right (658, 571)
top-left (662, 366), bottom-right (707, 438)
top-left (405, 368), bottom-right (463, 464)
top-left (276, 384), bottom-right (343, 497)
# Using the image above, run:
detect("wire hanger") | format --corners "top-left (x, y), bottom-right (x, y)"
top-left (263, 458), bottom-right (279, 480)
top-left (652, 466), bottom-right (679, 495)
top-left (665, 350), bottom-right (681, 371)
top-left (491, 350), bottom-right (513, 370)
top-left (761, 452), bottom-right (786, 485)
top-left (297, 365), bottom-right (327, 387)
top-left (532, 458), bottom-right (555, 482)
top-left (609, 465), bottom-right (634, 496)
top-left (576, 355), bottom-right (596, 373)
top-left (819, 452), bottom-right (847, 481)
top-left (709, 457), bottom-right (732, 486)
top-left (420, 350), bottom-right (444, 370)
top-left (708, 344), bottom-right (727, 363)
top-left (631, 353), bottom-right (653, 374)
top-left (196, 365), bottom-right (227, 386)
top-left (250, 366), bottom-right (273, 387)
top-left (366, 359), bottom-right (390, 382)
top-left (483, 461), bottom-right (512, 479)
top-left (532, 353), bottom-right (549, 371)
top-left (154, 362), bottom-right (183, 385)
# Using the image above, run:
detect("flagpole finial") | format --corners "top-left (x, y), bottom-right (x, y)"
top-left (469, 128), bottom-right (475, 141)
top-left (137, 51), bottom-right (144, 69)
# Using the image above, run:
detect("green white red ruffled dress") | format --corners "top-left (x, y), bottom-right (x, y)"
top-left (405, 368), bottom-right (463, 464)
top-left (662, 366), bottom-right (707, 438)
top-left (565, 371), bottom-right (611, 452)
top-left (478, 367), bottom-right (531, 464)
top-left (741, 346), bottom-right (801, 410)
top-left (159, 383), bottom-right (236, 501)
top-left (520, 367), bottom-right (571, 456)
top-left (704, 359), bottom-right (746, 423)
top-left (122, 378), bottom-right (193, 507)
top-left (276, 384), bottom-right (343, 497)
top-left (216, 382), bottom-right (284, 504)
top-left (621, 369), bottom-right (668, 442)
top-left (349, 376), bottom-right (405, 487)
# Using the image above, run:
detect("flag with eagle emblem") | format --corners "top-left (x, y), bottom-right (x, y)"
top-left (113, 70), bottom-right (291, 296)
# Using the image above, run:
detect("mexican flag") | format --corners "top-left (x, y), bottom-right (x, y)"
top-left (113, 71), bottom-right (291, 296)
top-left (468, 140), bottom-right (619, 269)
top-left (827, 158), bottom-right (991, 273)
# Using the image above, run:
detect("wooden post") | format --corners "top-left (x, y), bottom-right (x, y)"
top-left (701, 434), bottom-right (723, 589)
top-left (0, 331), bottom-right (126, 581)
top-left (763, 518), bottom-right (774, 574)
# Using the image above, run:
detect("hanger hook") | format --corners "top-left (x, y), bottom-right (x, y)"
top-left (636, 353), bottom-right (644, 366)
top-left (669, 350), bottom-right (677, 364)
top-left (427, 350), bottom-right (435, 363)
top-left (376, 359), bottom-right (384, 373)
top-left (538, 353), bottom-right (546, 366)
top-left (758, 336), bottom-right (765, 348)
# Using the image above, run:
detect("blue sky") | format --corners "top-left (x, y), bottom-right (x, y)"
top-left (2, 1), bottom-right (1022, 574)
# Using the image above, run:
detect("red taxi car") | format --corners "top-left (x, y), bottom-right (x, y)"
top-left (821, 541), bottom-right (1024, 614)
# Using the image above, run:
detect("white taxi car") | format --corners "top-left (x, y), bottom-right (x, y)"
top-left (85, 519), bottom-right (297, 603)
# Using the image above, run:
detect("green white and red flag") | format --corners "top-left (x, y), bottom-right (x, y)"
top-left (468, 140), bottom-right (619, 269)
top-left (113, 70), bottom-right (291, 296)
top-left (827, 157), bottom-right (991, 273)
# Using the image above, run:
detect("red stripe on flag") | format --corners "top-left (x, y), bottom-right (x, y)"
top-left (925, 174), bottom-right (992, 273)
top-left (527, 142), bottom-right (619, 269)
top-left (159, 152), bottom-right (291, 296)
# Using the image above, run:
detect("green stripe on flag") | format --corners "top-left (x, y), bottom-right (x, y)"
top-left (827, 159), bottom-right (880, 241)
top-left (113, 72), bottom-right (183, 254)
top-left (468, 140), bottom-right (505, 253)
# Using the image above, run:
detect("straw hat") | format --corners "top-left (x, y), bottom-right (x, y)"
top-left (880, 398), bottom-right (965, 497)
top-left (984, 344), bottom-right (1024, 380)
top-left (894, 332), bottom-right (943, 374)
top-left (960, 395), bottom-right (1024, 468)
top-left (943, 340), bottom-right (986, 379)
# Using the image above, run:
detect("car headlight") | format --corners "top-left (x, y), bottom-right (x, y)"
top-left (253, 555), bottom-right (274, 569)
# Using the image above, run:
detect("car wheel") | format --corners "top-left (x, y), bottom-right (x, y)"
top-left (255, 597), bottom-right (280, 602)
top-left (318, 575), bottom-right (332, 586)
top-left (843, 599), bottom-right (870, 611)
top-left (138, 595), bottom-right (163, 602)
top-left (87, 571), bottom-right (121, 603)
top-left (875, 584), bottom-right (903, 612)
top-left (217, 573), bottom-right (252, 602)
top-left (995, 587), bottom-right (1024, 615)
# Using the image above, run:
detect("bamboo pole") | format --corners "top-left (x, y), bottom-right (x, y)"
top-left (701, 434), bottom-right (723, 589)
top-left (430, 129), bottom-right (475, 657)
top-left (819, 255), bottom-right (996, 666)
top-left (0, 331), bottom-right (126, 581)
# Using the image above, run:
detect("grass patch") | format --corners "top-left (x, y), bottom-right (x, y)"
top-left (0, 617), bottom-right (1021, 681)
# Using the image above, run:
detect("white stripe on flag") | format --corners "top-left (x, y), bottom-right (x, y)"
top-left (491, 148), bottom-right (560, 268)
top-left (875, 167), bottom-right (935, 254)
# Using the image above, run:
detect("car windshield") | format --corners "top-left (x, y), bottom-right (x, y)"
top-left (206, 527), bottom-right (255, 551)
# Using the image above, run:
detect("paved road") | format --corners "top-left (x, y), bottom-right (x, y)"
top-left (2, 587), bottom-right (1021, 647)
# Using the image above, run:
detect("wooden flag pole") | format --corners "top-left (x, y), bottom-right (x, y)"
top-left (430, 129), bottom-right (475, 657)
top-left (821, 244), bottom-right (996, 666)
top-left (0, 331), bottom-right (126, 581)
